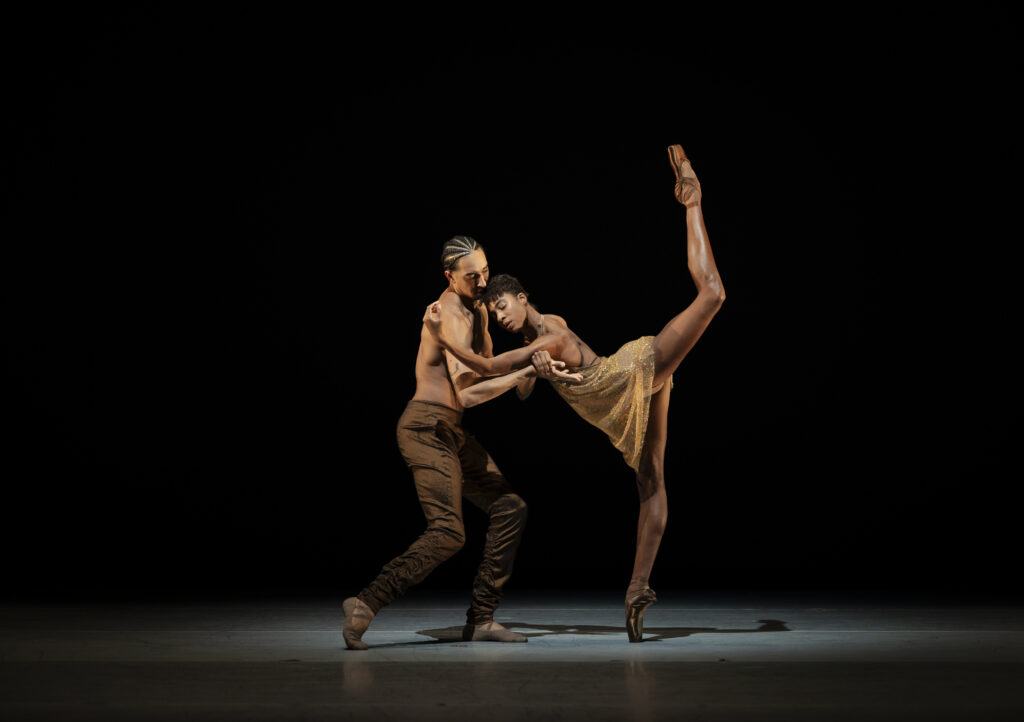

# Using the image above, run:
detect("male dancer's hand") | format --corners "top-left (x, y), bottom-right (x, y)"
top-left (531, 350), bottom-right (558, 379)
top-left (423, 302), bottom-right (442, 341)
top-left (533, 351), bottom-right (583, 383)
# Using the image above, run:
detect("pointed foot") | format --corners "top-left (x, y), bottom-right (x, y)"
top-left (343, 597), bottom-right (374, 650)
top-left (625, 586), bottom-right (657, 643)
top-left (667, 144), bottom-right (702, 207)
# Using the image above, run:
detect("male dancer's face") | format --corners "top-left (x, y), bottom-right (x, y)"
top-left (446, 250), bottom-right (490, 301)
top-left (487, 292), bottom-right (529, 334)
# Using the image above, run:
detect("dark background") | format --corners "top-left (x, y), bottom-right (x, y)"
top-left (3, 9), bottom-right (1019, 601)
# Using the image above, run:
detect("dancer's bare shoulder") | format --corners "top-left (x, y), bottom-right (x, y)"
top-left (542, 314), bottom-right (599, 367)
top-left (436, 288), bottom-right (472, 315)
top-left (543, 314), bottom-right (571, 330)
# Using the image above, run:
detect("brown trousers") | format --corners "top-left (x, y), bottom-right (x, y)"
top-left (356, 400), bottom-right (527, 624)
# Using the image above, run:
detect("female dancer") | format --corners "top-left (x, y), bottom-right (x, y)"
top-left (425, 144), bottom-right (725, 642)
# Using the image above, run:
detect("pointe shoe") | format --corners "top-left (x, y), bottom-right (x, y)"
top-left (343, 597), bottom-right (375, 650)
top-left (625, 586), bottom-right (657, 643)
top-left (667, 144), bottom-right (702, 208)
top-left (462, 620), bottom-right (528, 643)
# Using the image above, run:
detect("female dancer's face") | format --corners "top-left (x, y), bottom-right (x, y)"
top-left (488, 292), bottom-right (528, 334)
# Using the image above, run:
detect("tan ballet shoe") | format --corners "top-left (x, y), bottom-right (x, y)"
top-left (667, 144), bottom-right (702, 207)
top-left (462, 620), bottom-right (528, 643)
top-left (342, 597), bottom-right (375, 650)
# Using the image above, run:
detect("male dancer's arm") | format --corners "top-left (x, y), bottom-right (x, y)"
top-left (431, 297), bottom-right (529, 407)
top-left (515, 374), bottom-right (536, 400)
top-left (426, 303), bottom-right (567, 378)
top-left (447, 358), bottom-right (537, 408)
top-left (443, 331), bottom-right (565, 377)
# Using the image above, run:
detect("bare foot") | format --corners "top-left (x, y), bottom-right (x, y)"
top-left (667, 145), bottom-right (702, 208)
top-left (462, 620), bottom-right (528, 643)
top-left (625, 586), bottom-right (657, 643)
top-left (343, 597), bottom-right (375, 650)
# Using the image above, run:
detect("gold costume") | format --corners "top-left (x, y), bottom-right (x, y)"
top-left (552, 336), bottom-right (669, 471)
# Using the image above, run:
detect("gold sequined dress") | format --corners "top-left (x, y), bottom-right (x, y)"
top-left (552, 335), bottom-right (668, 471)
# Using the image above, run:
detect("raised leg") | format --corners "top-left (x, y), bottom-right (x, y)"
top-left (652, 145), bottom-right (726, 391)
top-left (625, 381), bottom-right (671, 642)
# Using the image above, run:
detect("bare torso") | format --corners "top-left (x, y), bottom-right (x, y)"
top-left (411, 289), bottom-right (490, 410)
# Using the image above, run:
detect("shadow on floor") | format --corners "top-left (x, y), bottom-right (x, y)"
top-left (371, 619), bottom-right (789, 648)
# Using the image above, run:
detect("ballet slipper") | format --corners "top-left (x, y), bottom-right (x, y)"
top-left (625, 586), bottom-right (657, 643)
top-left (667, 144), bottom-right (702, 208)
top-left (343, 597), bottom-right (375, 650)
top-left (462, 620), bottom-right (528, 643)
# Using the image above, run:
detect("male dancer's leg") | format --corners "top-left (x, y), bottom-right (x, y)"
top-left (343, 403), bottom-right (468, 650)
top-left (459, 434), bottom-right (528, 642)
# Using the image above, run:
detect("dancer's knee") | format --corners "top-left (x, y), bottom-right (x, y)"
top-left (491, 493), bottom-right (528, 522)
top-left (430, 523), bottom-right (466, 558)
top-left (697, 283), bottom-right (726, 315)
top-left (635, 466), bottom-right (665, 502)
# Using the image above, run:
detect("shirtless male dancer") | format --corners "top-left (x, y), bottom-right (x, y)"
top-left (342, 236), bottom-right (581, 650)
top-left (426, 145), bottom-right (725, 642)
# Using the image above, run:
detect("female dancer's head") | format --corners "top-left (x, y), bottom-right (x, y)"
top-left (481, 273), bottom-right (531, 333)
top-left (441, 236), bottom-right (489, 301)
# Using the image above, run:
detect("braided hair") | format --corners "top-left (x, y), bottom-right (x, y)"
top-left (441, 235), bottom-right (483, 271)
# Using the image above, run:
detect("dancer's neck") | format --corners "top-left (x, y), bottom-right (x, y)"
top-left (446, 286), bottom-right (479, 313)
top-left (523, 305), bottom-right (545, 342)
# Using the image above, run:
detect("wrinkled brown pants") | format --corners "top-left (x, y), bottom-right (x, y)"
top-left (356, 400), bottom-right (528, 624)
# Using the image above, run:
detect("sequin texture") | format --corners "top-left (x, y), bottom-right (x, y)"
top-left (552, 335), bottom-right (662, 471)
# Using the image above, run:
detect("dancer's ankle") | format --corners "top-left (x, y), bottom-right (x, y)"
top-left (627, 579), bottom-right (649, 596)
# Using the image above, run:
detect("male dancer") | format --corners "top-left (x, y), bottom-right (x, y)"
top-left (342, 236), bottom-right (581, 650)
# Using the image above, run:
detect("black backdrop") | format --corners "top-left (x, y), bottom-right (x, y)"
top-left (3, 9), bottom-right (1019, 600)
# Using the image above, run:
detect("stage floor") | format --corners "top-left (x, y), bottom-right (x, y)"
top-left (2, 589), bottom-right (1023, 720)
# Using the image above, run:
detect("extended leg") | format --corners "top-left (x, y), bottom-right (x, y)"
top-left (625, 381), bottom-right (671, 642)
top-left (344, 409), bottom-right (468, 650)
top-left (652, 145), bottom-right (726, 391)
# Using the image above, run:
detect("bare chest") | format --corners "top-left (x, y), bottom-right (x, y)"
top-left (456, 304), bottom-right (487, 353)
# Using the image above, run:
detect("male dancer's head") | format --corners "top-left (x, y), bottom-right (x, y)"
top-left (442, 235), bottom-right (490, 305)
